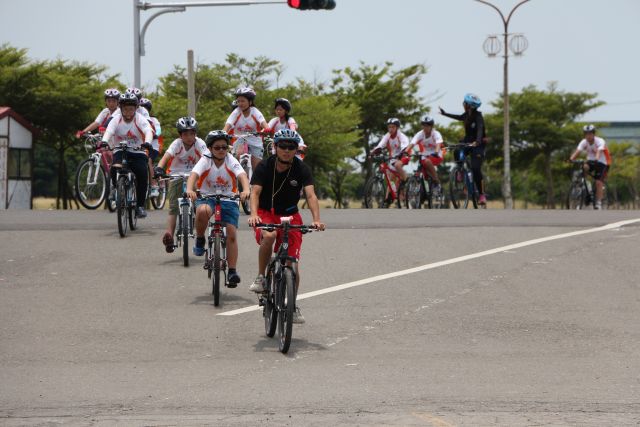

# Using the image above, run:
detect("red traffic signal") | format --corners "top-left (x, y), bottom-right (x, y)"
top-left (287, 0), bottom-right (336, 10)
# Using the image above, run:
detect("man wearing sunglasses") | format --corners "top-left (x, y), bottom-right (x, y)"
top-left (247, 129), bottom-right (325, 324)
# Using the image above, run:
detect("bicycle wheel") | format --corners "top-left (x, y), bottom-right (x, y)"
top-left (263, 263), bottom-right (277, 338)
top-left (278, 267), bottom-right (295, 354)
top-left (469, 179), bottom-right (479, 209)
top-left (116, 177), bottom-right (128, 238)
top-left (212, 233), bottom-right (221, 306)
top-left (151, 179), bottom-right (167, 210)
top-left (128, 176), bottom-right (137, 231)
top-left (567, 182), bottom-right (585, 210)
top-left (75, 159), bottom-right (107, 209)
top-left (105, 179), bottom-right (117, 212)
top-left (238, 180), bottom-right (250, 215)
top-left (363, 176), bottom-right (386, 208)
top-left (424, 180), bottom-right (434, 210)
top-left (180, 203), bottom-right (189, 267)
top-left (449, 167), bottom-right (468, 209)
top-left (405, 176), bottom-right (422, 209)
top-left (432, 183), bottom-right (446, 209)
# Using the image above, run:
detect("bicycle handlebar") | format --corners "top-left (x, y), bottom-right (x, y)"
top-left (198, 193), bottom-right (240, 201)
top-left (255, 222), bottom-right (318, 234)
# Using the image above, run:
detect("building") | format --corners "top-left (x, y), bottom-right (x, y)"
top-left (0, 107), bottom-right (37, 209)
top-left (599, 121), bottom-right (640, 145)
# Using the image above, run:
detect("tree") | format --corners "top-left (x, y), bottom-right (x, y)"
top-left (487, 83), bottom-right (604, 208)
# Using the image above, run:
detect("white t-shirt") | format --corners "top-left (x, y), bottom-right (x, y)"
top-left (192, 153), bottom-right (246, 197)
top-left (577, 136), bottom-right (609, 165)
top-left (102, 113), bottom-right (153, 153)
top-left (149, 117), bottom-right (162, 151)
top-left (94, 108), bottom-right (116, 127)
top-left (268, 116), bottom-right (298, 132)
top-left (226, 107), bottom-right (266, 147)
top-left (165, 137), bottom-right (208, 174)
top-left (374, 131), bottom-right (410, 157)
top-left (411, 129), bottom-right (444, 157)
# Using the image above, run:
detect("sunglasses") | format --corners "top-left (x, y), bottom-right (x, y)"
top-left (211, 145), bottom-right (228, 151)
top-left (277, 143), bottom-right (298, 151)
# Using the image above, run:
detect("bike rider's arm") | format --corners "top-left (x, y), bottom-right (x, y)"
top-left (238, 173), bottom-right (250, 201)
top-left (569, 140), bottom-right (585, 161)
top-left (101, 117), bottom-right (118, 145)
top-left (439, 107), bottom-right (465, 121)
top-left (303, 185), bottom-right (325, 231)
top-left (473, 113), bottom-right (485, 146)
top-left (248, 184), bottom-right (262, 226)
top-left (186, 171), bottom-right (199, 201)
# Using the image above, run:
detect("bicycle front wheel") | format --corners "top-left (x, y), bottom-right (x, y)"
top-left (405, 176), bottom-right (422, 209)
top-left (128, 176), bottom-right (137, 230)
top-left (263, 263), bottom-right (277, 338)
top-left (116, 177), bottom-right (128, 238)
top-left (278, 268), bottom-right (295, 354)
top-left (181, 203), bottom-right (189, 267)
top-left (363, 176), bottom-right (386, 209)
top-left (151, 179), bottom-right (167, 210)
top-left (212, 233), bottom-right (221, 306)
top-left (75, 159), bottom-right (107, 209)
top-left (567, 182), bottom-right (585, 210)
top-left (449, 167), bottom-right (468, 209)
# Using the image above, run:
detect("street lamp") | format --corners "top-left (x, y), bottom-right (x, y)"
top-left (476, 0), bottom-right (531, 210)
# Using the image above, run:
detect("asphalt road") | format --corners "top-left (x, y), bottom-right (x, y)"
top-left (1, 209), bottom-right (639, 426)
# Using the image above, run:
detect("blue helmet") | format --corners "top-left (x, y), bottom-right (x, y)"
top-left (463, 93), bottom-right (481, 109)
top-left (274, 129), bottom-right (300, 145)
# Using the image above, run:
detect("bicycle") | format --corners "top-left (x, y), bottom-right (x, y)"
top-left (566, 160), bottom-right (608, 210)
top-left (74, 133), bottom-right (116, 211)
top-left (256, 217), bottom-right (317, 354)
top-left (447, 143), bottom-right (481, 209)
top-left (149, 177), bottom-right (167, 210)
top-left (363, 154), bottom-right (406, 209)
top-left (157, 172), bottom-right (194, 266)
top-left (405, 154), bottom-right (446, 209)
top-left (200, 193), bottom-right (240, 306)
top-left (232, 131), bottom-right (271, 215)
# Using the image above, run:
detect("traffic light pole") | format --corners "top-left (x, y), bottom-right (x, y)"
top-left (133, 0), bottom-right (286, 87)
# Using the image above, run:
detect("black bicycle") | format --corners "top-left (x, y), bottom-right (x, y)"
top-left (200, 193), bottom-right (240, 306)
top-left (257, 218), bottom-right (317, 354)
top-left (447, 143), bottom-right (480, 209)
top-left (405, 154), bottom-right (446, 209)
top-left (156, 172), bottom-right (194, 266)
top-left (566, 160), bottom-right (608, 210)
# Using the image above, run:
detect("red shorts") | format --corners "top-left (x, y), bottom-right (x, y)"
top-left (421, 155), bottom-right (443, 167)
top-left (255, 209), bottom-right (303, 259)
top-left (398, 155), bottom-right (410, 166)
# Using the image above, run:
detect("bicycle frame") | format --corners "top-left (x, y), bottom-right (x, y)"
top-left (375, 156), bottom-right (403, 201)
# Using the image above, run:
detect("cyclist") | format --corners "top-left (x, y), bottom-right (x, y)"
top-left (405, 115), bottom-right (444, 194)
top-left (568, 124), bottom-right (611, 209)
top-left (247, 129), bottom-right (325, 324)
top-left (185, 130), bottom-right (250, 287)
top-left (439, 93), bottom-right (487, 205)
top-left (100, 92), bottom-right (154, 218)
top-left (267, 98), bottom-right (307, 158)
top-left (371, 118), bottom-right (411, 183)
top-left (222, 87), bottom-right (270, 172)
top-left (76, 88), bottom-right (121, 137)
top-left (154, 117), bottom-right (208, 252)
top-left (140, 98), bottom-right (163, 198)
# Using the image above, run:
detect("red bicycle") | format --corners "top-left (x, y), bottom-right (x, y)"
top-left (363, 154), bottom-right (406, 208)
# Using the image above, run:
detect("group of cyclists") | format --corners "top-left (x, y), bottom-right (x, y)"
top-left (77, 86), bottom-right (323, 324)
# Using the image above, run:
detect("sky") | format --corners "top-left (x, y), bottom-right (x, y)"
top-left (1, 0), bottom-right (638, 124)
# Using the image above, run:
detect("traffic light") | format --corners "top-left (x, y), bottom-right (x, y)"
top-left (287, 0), bottom-right (336, 10)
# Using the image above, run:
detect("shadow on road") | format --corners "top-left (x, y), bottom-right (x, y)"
top-left (189, 292), bottom-right (255, 307)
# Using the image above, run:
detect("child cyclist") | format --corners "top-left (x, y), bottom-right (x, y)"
top-left (405, 115), bottom-right (444, 195)
top-left (267, 97), bottom-right (306, 159)
top-left (186, 130), bottom-right (250, 286)
top-left (222, 87), bottom-right (270, 172)
top-left (154, 117), bottom-right (208, 253)
top-left (76, 88), bottom-right (121, 137)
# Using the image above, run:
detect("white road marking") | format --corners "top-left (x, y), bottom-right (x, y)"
top-left (218, 218), bottom-right (640, 316)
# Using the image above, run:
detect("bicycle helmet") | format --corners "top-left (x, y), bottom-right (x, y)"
top-left (139, 98), bottom-right (152, 112)
top-left (463, 93), bottom-right (482, 109)
top-left (205, 130), bottom-right (231, 147)
top-left (118, 92), bottom-right (139, 107)
top-left (583, 124), bottom-right (596, 133)
top-left (125, 87), bottom-right (143, 100)
top-left (420, 115), bottom-right (435, 126)
top-left (274, 98), bottom-right (292, 112)
top-left (104, 88), bottom-right (121, 100)
top-left (175, 116), bottom-right (198, 133)
top-left (234, 86), bottom-right (256, 101)
top-left (386, 118), bottom-right (401, 127)
top-left (274, 129), bottom-right (301, 145)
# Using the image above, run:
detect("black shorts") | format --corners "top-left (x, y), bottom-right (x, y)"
top-left (587, 160), bottom-right (608, 181)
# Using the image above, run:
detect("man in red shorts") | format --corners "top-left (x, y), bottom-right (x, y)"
top-left (247, 129), bottom-right (325, 324)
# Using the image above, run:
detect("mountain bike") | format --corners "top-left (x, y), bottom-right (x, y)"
top-left (256, 218), bottom-right (317, 354)
top-left (157, 172), bottom-right (194, 266)
top-left (405, 154), bottom-right (446, 209)
top-left (447, 144), bottom-right (480, 209)
top-left (200, 193), bottom-right (240, 306)
top-left (363, 154), bottom-right (406, 209)
top-left (566, 160), bottom-right (608, 210)
top-left (74, 133), bottom-right (115, 211)
top-left (232, 132), bottom-right (270, 215)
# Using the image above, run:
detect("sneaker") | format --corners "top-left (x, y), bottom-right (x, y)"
top-left (135, 207), bottom-right (147, 218)
top-left (595, 201), bottom-right (602, 210)
top-left (149, 186), bottom-right (160, 198)
top-left (478, 194), bottom-right (487, 205)
top-left (227, 270), bottom-right (240, 288)
top-left (162, 232), bottom-right (175, 253)
top-left (249, 274), bottom-right (265, 293)
top-left (193, 238), bottom-right (205, 256)
top-left (292, 307), bottom-right (305, 324)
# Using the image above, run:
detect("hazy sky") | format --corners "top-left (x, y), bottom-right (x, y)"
top-left (1, 0), bottom-right (638, 123)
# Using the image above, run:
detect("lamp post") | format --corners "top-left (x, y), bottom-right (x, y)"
top-left (475, 0), bottom-right (530, 210)
top-left (133, 0), bottom-right (286, 88)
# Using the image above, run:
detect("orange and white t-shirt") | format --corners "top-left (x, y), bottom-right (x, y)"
top-left (192, 153), bottom-right (245, 197)
top-left (577, 136), bottom-right (610, 165)
top-left (225, 107), bottom-right (266, 147)
top-left (101, 112), bottom-right (153, 153)
top-left (374, 131), bottom-right (410, 157)
top-left (165, 137), bottom-right (208, 174)
top-left (410, 129), bottom-right (444, 157)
